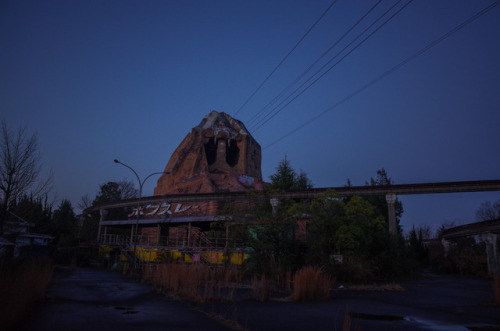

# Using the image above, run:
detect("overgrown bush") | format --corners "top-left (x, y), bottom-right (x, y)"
top-left (292, 266), bottom-right (331, 301)
top-left (429, 239), bottom-right (488, 277)
top-left (332, 258), bottom-right (374, 283)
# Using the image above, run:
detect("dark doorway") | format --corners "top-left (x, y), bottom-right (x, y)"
top-left (204, 139), bottom-right (217, 165)
top-left (226, 139), bottom-right (239, 167)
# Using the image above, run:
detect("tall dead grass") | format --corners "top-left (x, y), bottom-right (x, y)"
top-left (143, 263), bottom-right (242, 301)
top-left (0, 259), bottom-right (53, 329)
top-left (143, 264), bottom-right (334, 302)
top-left (292, 266), bottom-right (331, 301)
top-left (494, 276), bottom-right (500, 305)
top-left (251, 274), bottom-right (270, 302)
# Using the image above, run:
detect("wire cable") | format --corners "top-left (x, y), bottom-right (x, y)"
top-left (262, 0), bottom-right (500, 150)
top-left (252, 0), bottom-right (411, 133)
top-left (246, 0), bottom-right (384, 128)
top-left (234, 0), bottom-right (338, 116)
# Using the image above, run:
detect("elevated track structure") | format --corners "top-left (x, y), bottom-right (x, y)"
top-left (85, 179), bottom-right (500, 269)
top-left (88, 179), bottom-right (500, 234)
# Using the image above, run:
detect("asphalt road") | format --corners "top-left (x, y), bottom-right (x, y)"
top-left (13, 267), bottom-right (232, 331)
top-left (195, 274), bottom-right (500, 331)
top-left (13, 267), bottom-right (500, 331)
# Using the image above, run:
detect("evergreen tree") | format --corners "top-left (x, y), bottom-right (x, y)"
top-left (10, 194), bottom-right (52, 233)
top-left (269, 157), bottom-right (312, 191)
top-left (365, 168), bottom-right (404, 229)
top-left (93, 182), bottom-right (122, 205)
top-left (51, 199), bottom-right (76, 242)
top-left (91, 180), bottom-right (137, 220)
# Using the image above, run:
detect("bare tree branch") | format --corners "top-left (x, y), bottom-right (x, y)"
top-left (0, 120), bottom-right (52, 233)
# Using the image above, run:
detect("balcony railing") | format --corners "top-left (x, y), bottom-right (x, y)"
top-left (98, 234), bottom-right (245, 250)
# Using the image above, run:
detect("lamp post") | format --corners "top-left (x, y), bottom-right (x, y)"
top-left (113, 159), bottom-right (169, 264)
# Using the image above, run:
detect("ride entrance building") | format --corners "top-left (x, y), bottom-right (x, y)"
top-left (95, 111), bottom-right (266, 266)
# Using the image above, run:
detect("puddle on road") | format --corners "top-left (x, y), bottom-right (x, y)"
top-left (404, 316), bottom-right (473, 331)
top-left (350, 313), bottom-right (493, 331)
top-left (350, 312), bottom-right (404, 321)
top-left (114, 306), bottom-right (139, 314)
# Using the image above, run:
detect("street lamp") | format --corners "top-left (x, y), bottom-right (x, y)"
top-left (113, 159), bottom-right (169, 265)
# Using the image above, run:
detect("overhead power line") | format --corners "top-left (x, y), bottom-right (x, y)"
top-left (234, 0), bottom-right (338, 116)
top-left (262, 0), bottom-right (500, 150)
top-left (251, 0), bottom-right (412, 133)
top-left (247, 0), bottom-right (384, 129)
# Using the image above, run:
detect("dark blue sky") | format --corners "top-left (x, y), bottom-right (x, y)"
top-left (1, 0), bottom-right (499, 234)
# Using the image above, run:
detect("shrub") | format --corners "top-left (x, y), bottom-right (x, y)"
top-left (292, 266), bottom-right (331, 301)
top-left (333, 258), bottom-right (374, 283)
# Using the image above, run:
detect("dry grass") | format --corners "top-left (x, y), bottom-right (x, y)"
top-left (343, 310), bottom-right (352, 331)
top-left (251, 274), bottom-right (270, 302)
top-left (494, 276), bottom-right (500, 305)
top-left (0, 259), bottom-right (53, 329)
top-left (292, 266), bottom-right (331, 301)
top-left (143, 263), bottom-right (243, 302)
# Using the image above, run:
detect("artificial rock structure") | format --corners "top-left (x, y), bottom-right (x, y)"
top-left (154, 111), bottom-right (264, 195)
top-left (96, 111), bottom-right (265, 267)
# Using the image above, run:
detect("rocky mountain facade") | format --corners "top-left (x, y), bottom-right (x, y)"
top-left (154, 111), bottom-right (264, 195)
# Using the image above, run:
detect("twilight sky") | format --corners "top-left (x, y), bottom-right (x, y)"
top-left (1, 0), bottom-right (499, 234)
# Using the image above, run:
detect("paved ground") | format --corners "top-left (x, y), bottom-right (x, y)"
top-left (195, 275), bottom-right (500, 330)
top-left (13, 267), bottom-right (500, 331)
top-left (13, 267), bottom-right (232, 331)
top-left (194, 276), bottom-right (500, 331)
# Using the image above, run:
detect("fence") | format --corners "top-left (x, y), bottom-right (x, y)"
top-left (98, 233), bottom-right (245, 251)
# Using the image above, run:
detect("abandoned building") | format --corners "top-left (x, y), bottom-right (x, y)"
top-left (0, 211), bottom-right (53, 260)
top-left (97, 111), bottom-right (267, 265)
top-left (93, 111), bottom-right (500, 273)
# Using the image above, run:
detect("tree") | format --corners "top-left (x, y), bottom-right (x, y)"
top-left (306, 193), bottom-right (387, 263)
top-left (269, 157), bottom-right (313, 191)
top-left (238, 199), bottom-right (305, 277)
top-left (117, 179), bottom-right (138, 200)
top-left (0, 121), bottom-right (52, 233)
top-left (295, 170), bottom-right (313, 190)
top-left (51, 199), bottom-right (77, 241)
top-left (436, 221), bottom-right (456, 238)
top-left (93, 182), bottom-right (122, 206)
top-left (365, 168), bottom-right (403, 229)
top-left (368, 168), bottom-right (392, 186)
top-left (475, 199), bottom-right (500, 222)
top-left (407, 225), bottom-right (430, 263)
top-left (10, 193), bottom-right (52, 233)
top-left (92, 180), bottom-right (138, 206)
top-left (87, 180), bottom-right (137, 222)
top-left (51, 199), bottom-right (91, 265)
top-left (78, 194), bottom-right (93, 212)
top-left (305, 190), bottom-right (345, 266)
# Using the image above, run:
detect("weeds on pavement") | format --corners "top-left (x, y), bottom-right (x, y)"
top-left (143, 263), bottom-right (242, 302)
top-left (0, 258), bottom-right (53, 329)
